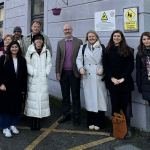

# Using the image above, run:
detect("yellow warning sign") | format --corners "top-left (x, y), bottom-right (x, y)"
top-left (101, 12), bottom-right (108, 20)
top-left (125, 22), bottom-right (137, 30)
top-left (125, 9), bottom-right (135, 21)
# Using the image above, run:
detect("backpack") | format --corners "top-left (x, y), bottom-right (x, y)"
top-left (82, 44), bottom-right (105, 66)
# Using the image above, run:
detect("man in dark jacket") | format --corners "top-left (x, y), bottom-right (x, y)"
top-left (13, 26), bottom-right (25, 120)
top-left (13, 26), bottom-right (23, 49)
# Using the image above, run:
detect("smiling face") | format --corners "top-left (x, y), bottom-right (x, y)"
top-left (4, 37), bottom-right (12, 47)
top-left (34, 39), bottom-right (43, 48)
top-left (10, 44), bottom-right (19, 56)
top-left (63, 24), bottom-right (73, 39)
top-left (142, 36), bottom-right (150, 48)
top-left (113, 33), bottom-right (122, 46)
top-left (31, 22), bottom-right (41, 35)
top-left (88, 33), bottom-right (97, 45)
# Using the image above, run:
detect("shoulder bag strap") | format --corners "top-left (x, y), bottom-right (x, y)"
top-left (82, 44), bottom-right (87, 66)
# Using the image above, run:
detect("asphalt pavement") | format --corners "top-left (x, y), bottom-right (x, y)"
top-left (0, 96), bottom-right (149, 150)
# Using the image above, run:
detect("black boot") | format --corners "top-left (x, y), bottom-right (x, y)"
top-left (124, 120), bottom-right (132, 140)
top-left (36, 118), bottom-right (40, 130)
top-left (31, 118), bottom-right (36, 130)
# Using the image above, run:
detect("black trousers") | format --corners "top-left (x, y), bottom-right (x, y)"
top-left (87, 111), bottom-right (105, 129)
top-left (60, 70), bottom-right (80, 119)
top-left (109, 90), bottom-right (131, 122)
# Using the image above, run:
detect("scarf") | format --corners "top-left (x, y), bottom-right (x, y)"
top-left (88, 41), bottom-right (100, 52)
top-left (0, 47), bottom-right (6, 55)
top-left (142, 45), bottom-right (150, 80)
top-left (36, 47), bottom-right (42, 55)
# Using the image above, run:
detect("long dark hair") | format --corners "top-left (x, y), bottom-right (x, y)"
top-left (137, 32), bottom-right (150, 56)
top-left (6, 41), bottom-right (24, 62)
top-left (105, 30), bottom-right (132, 57)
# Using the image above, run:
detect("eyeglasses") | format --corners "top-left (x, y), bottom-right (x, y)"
top-left (63, 29), bottom-right (71, 31)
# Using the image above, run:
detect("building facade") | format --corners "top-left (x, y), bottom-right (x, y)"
top-left (1, 0), bottom-right (150, 132)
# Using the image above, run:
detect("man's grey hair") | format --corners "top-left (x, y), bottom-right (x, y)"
top-left (32, 20), bottom-right (41, 27)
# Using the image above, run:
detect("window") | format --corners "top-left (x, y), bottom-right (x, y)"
top-left (31, 0), bottom-right (44, 31)
top-left (0, 4), bottom-right (4, 36)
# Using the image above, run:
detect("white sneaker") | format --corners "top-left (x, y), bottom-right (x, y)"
top-left (10, 126), bottom-right (19, 134)
top-left (89, 125), bottom-right (94, 130)
top-left (94, 126), bottom-right (100, 130)
top-left (3, 128), bottom-right (12, 137)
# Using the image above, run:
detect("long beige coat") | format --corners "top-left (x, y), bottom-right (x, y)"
top-left (76, 45), bottom-right (108, 112)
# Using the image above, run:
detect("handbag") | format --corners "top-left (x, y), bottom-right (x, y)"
top-left (110, 109), bottom-right (127, 139)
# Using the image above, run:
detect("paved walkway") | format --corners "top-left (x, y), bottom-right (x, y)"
top-left (0, 97), bottom-right (149, 150)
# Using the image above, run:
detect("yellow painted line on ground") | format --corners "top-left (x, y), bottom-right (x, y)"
top-left (68, 137), bottom-right (115, 150)
top-left (24, 116), bottom-right (62, 150)
top-left (17, 126), bottom-right (31, 130)
top-left (17, 126), bottom-right (49, 132)
top-left (53, 129), bottom-right (110, 136)
top-left (40, 128), bottom-right (48, 131)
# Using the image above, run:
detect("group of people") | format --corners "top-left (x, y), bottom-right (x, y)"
top-left (56, 24), bottom-right (150, 141)
top-left (0, 21), bottom-right (150, 142)
top-left (0, 21), bottom-right (52, 137)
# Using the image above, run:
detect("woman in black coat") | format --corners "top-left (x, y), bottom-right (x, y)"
top-left (0, 41), bottom-right (27, 138)
top-left (103, 30), bottom-right (134, 139)
top-left (136, 32), bottom-right (150, 142)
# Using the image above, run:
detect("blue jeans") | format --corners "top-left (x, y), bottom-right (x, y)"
top-left (0, 113), bottom-right (20, 129)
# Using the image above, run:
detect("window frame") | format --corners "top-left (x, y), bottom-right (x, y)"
top-left (0, 3), bottom-right (4, 36)
top-left (31, 0), bottom-right (44, 32)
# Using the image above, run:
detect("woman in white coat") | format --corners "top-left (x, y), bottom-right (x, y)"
top-left (24, 34), bottom-right (52, 130)
top-left (76, 30), bottom-right (108, 130)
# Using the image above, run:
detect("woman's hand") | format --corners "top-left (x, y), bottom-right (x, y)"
top-left (111, 77), bottom-right (119, 85)
top-left (80, 68), bottom-right (86, 75)
top-left (118, 78), bottom-right (125, 84)
top-left (0, 84), bottom-right (6, 91)
top-left (97, 68), bottom-right (103, 76)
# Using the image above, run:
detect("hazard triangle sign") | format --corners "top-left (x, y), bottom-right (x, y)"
top-left (101, 12), bottom-right (108, 20)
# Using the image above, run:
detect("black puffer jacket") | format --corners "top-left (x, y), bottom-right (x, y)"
top-left (136, 54), bottom-right (150, 101)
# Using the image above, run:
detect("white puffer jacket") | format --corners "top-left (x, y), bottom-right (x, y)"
top-left (24, 44), bottom-right (52, 118)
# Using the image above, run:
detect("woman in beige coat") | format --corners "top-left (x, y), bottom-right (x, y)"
top-left (76, 30), bottom-right (108, 130)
